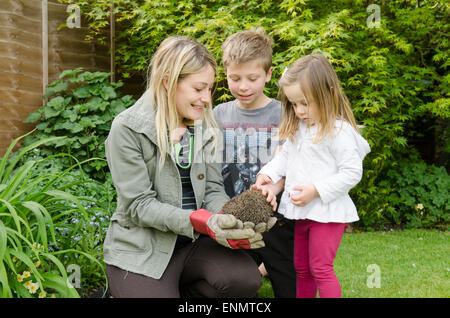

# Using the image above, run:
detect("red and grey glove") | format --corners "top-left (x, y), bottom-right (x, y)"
top-left (190, 209), bottom-right (264, 249)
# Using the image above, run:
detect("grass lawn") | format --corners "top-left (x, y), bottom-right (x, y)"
top-left (258, 229), bottom-right (449, 298)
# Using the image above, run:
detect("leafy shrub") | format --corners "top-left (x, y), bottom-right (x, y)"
top-left (378, 160), bottom-right (449, 230)
top-left (61, 0), bottom-right (449, 229)
top-left (23, 68), bottom-right (135, 181)
top-left (0, 132), bottom-right (105, 297)
top-left (45, 169), bottom-right (116, 296)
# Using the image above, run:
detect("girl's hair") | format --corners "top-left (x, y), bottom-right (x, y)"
top-left (147, 36), bottom-right (219, 167)
top-left (278, 54), bottom-right (358, 142)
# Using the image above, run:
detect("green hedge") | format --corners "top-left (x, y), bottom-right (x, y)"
top-left (55, 0), bottom-right (449, 229)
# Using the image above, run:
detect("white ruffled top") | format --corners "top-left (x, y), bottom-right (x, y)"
top-left (259, 120), bottom-right (371, 223)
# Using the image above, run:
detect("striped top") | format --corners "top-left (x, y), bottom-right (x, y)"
top-left (175, 126), bottom-right (197, 210)
top-left (174, 127), bottom-right (197, 249)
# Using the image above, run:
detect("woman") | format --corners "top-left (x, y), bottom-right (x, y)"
top-left (103, 36), bottom-right (271, 298)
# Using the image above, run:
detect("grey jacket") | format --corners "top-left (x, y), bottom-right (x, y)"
top-left (103, 91), bottom-right (229, 279)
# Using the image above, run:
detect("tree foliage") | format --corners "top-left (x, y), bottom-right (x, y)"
top-left (58, 0), bottom-right (449, 228)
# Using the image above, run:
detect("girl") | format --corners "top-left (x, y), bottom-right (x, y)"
top-left (255, 54), bottom-right (371, 298)
top-left (103, 36), bottom-right (274, 298)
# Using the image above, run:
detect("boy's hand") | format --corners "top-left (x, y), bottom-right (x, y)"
top-left (290, 185), bottom-right (319, 207)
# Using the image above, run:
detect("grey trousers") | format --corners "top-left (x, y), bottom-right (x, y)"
top-left (106, 236), bottom-right (262, 298)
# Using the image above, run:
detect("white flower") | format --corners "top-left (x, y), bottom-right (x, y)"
top-left (415, 203), bottom-right (424, 210)
top-left (28, 282), bottom-right (39, 294)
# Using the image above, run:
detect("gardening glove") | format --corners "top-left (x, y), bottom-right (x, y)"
top-left (190, 209), bottom-right (265, 249)
top-left (242, 216), bottom-right (278, 234)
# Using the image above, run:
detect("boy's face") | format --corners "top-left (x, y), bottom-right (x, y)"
top-left (226, 60), bottom-right (273, 109)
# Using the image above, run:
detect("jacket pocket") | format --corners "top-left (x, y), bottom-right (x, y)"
top-left (110, 221), bottom-right (151, 253)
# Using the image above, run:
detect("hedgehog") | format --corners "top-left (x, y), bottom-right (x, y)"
top-left (221, 189), bottom-right (274, 224)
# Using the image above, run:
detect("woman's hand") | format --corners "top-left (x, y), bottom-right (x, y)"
top-left (290, 185), bottom-right (319, 207)
top-left (190, 209), bottom-right (265, 249)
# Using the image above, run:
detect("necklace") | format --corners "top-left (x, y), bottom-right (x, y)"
top-left (174, 134), bottom-right (194, 169)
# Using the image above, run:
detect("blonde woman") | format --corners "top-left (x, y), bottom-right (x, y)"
top-left (255, 54), bottom-right (371, 297)
top-left (103, 36), bottom-right (272, 297)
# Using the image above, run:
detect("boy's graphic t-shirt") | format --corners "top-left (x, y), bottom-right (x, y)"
top-left (213, 99), bottom-right (283, 198)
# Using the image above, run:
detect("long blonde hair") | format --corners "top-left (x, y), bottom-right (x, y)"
top-left (278, 54), bottom-right (358, 142)
top-left (147, 36), bottom-right (219, 166)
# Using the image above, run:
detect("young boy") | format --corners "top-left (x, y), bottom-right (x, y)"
top-left (213, 28), bottom-right (296, 298)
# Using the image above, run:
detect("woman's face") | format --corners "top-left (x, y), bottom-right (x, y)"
top-left (174, 64), bottom-right (215, 125)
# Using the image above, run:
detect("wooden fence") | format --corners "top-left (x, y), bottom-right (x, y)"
top-left (0, 0), bottom-right (113, 156)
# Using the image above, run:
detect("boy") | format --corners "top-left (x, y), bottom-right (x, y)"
top-left (213, 28), bottom-right (296, 298)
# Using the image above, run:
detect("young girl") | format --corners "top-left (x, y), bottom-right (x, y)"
top-left (255, 54), bottom-right (371, 298)
top-left (103, 36), bottom-right (273, 298)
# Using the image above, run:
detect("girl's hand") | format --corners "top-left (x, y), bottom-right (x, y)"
top-left (252, 174), bottom-right (272, 189)
top-left (290, 185), bottom-right (319, 207)
top-left (251, 184), bottom-right (278, 212)
top-left (261, 187), bottom-right (278, 212)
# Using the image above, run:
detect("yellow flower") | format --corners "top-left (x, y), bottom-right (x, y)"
top-left (28, 282), bottom-right (39, 294)
top-left (34, 260), bottom-right (41, 268)
top-left (32, 242), bottom-right (44, 250)
top-left (22, 271), bottom-right (31, 278)
top-left (39, 291), bottom-right (47, 298)
top-left (23, 281), bottom-right (32, 288)
top-left (17, 274), bottom-right (23, 282)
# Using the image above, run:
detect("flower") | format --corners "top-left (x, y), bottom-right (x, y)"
top-left (12, 256), bottom-right (18, 263)
top-left (17, 274), bottom-right (23, 282)
top-left (39, 291), bottom-right (47, 298)
top-left (415, 203), bottom-right (424, 210)
top-left (22, 271), bottom-right (31, 278)
top-left (34, 261), bottom-right (41, 267)
top-left (23, 281), bottom-right (32, 289)
top-left (28, 282), bottom-right (39, 294)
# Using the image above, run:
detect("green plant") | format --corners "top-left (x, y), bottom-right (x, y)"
top-left (378, 160), bottom-right (450, 229)
top-left (23, 68), bottom-right (135, 181)
top-left (0, 132), bottom-right (105, 298)
top-left (61, 0), bottom-right (449, 229)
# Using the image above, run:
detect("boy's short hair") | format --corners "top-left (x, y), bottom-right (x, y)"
top-left (222, 27), bottom-right (273, 72)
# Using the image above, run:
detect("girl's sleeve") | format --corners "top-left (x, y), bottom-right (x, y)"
top-left (258, 139), bottom-right (292, 183)
top-left (313, 126), bottom-right (369, 204)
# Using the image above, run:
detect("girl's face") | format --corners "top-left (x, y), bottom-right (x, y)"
top-left (174, 64), bottom-right (215, 125)
top-left (283, 84), bottom-right (319, 126)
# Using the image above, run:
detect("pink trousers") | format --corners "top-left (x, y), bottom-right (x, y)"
top-left (294, 219), bottom-right (347, 298)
